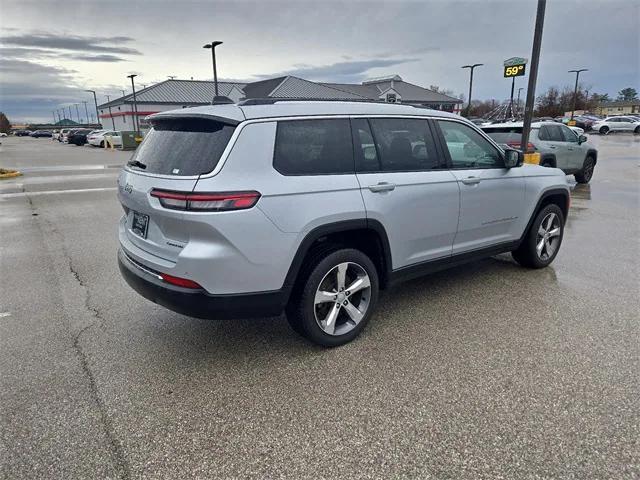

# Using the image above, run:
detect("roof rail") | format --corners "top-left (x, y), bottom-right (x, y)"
top-left (237, 97), bottom-right (389, 106)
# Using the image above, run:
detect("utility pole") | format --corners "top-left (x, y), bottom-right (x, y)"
top-left (461, 63), bottom-right (483, 117)
top-left (74, 104), bottom-right (80, 123)
top-left (568, 69), bottom-right (588, 119)
top-left (521, 0), bottom-right (547, 155)
top-left (127, 74), bottom-right (140, 137)
top-left (105, 95), bottom-right (117, 130)
top-left (508, 77), bottom-right (516, 119)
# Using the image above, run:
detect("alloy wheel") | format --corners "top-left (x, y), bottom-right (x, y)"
top-left (314, 262), bottom-right (372, 336)
top-left (582, 159), bottom-right (594, 182)
top-left (536, 213), bottom-right (561, 261)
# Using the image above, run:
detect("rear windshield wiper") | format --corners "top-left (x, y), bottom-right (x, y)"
top-left (127, 160), bottom-right (147, 169)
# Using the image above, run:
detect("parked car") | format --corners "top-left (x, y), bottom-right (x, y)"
top-left (59, 128), bottom-right (74, 143)
top-left (87, 130), bottom-right (118, 147)
top-left (66, 129), bottom-right (93, 146)
top-left (14, 130), bottom-right (32, 136)
top-left (104, 131), bottom-right (123, 148)
top-left (0, 132), bottom-right (7, 137)
top-left (30, 130), bottom-right (53, 138)
top-left (568, 126), bottom-right (584, 136)
top-left (482, 121), bottom-right (597, 183)
top-left (117, 101), bottom-right (570, 347)
top-left (592, 116), bottom-right (640, 134)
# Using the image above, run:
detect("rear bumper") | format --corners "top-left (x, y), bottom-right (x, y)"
top-left (118, 248), bottom-right (287, 319)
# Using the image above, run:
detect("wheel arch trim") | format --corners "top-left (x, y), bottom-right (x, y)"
top-left (282, 219), bottom-right (393, 297)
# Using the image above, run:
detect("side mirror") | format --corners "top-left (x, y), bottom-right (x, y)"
top-left (504, 148), bottom-right (523, 168)
top-left (578, 134), bottom-right (588, 144)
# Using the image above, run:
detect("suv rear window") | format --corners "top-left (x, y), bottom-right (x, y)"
top-left (273, 119), bottom-right (353, 175)
top-left (129, 117), bottom-right (235, 176)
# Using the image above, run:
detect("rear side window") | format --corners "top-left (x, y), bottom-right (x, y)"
top-left (129, 117), bottom-right (235, 176)
top-left (273, 119), bottom-right (353, 175)
top-left (355, 118), bottom-right (440, 172)
top-left (541, 124), bottom-right (564, 142)
top-left (483, 128), bottom-right (523, 145)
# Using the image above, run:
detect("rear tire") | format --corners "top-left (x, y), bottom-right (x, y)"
top-left (286, 248), bottom-right (379, 347)
top-left (574, 156), bottom-right (595, 184)
top-left (513, 204), bottom-right (564, 269)
top-left (100, 141), bottom-right (105, 148)
top-left (599, 126), bottom-right (609, 135)
top-left (540, 158), bottom-right (554, 168)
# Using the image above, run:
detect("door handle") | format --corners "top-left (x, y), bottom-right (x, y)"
top-left (549, 145), bottom-right (556, 149)
top-left (461, 176), bottom-right (481, 185)
top-left (368, 182), bottom-right (396, 193)
top-left (567, 147), bottom-right (574, 151)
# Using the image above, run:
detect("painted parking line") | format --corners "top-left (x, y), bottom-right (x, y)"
top-left (0, 312), bottom-right (11, 318)
top-left (0, 187), bottom-right (117, 198)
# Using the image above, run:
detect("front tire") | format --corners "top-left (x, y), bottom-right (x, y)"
top-left (513, 204), bottom-right (564, 269)
top-left (634, 126), bottom-right (640, 134)
top-left (286, 248), bottom-right (379, 347)
top-left (574, 156), bottom-right (595, 184)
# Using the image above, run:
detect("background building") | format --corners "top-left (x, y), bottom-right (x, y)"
top-left (596, 100), bottom-right (640, 116)
top-left (98, 75), bottom-right (462, 131)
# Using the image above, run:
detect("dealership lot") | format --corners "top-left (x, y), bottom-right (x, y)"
top-left (1, 135), bottom-right (639, 478)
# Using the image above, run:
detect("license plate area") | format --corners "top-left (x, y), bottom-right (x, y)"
top-left (131, 211), bottom-right (149, 239)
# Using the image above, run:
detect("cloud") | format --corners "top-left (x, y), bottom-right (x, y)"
top-left (0, 33), bottom-right (142, 55)
top-left (0, 47), bottom-right (129, 63)
top-left (264, 58), bottom-right (420, 83)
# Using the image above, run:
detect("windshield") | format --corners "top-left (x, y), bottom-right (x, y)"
top-left (128, 117), bottom-right (236, 176)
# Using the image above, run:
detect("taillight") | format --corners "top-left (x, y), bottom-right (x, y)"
top-left (160, 273), bottom-right (202, 289)
top-left (506, 141), bottom-right (536, 152)
top-left (150, 190), bottom-right (261, 211)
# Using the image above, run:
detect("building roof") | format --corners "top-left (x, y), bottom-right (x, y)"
top-left (98, 79), bottom-right (246, 108)
top-left (323, 77), bottom-right (463, 104)
top-left (151, 100), bottom-right (460, 123)
top-left (599, 100), bottom-right (640, 107)
top-left (98, 74), bottom-right (462, 110)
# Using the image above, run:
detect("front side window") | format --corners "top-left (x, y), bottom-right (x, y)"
top-left (560, 125), bottom-right (578, 142)
top-left (438, 120), bottom-right (502, 169)
top-left (357, 118), bottom-right (440, 172)
top-left (273, 119), bottom-right (353, 175)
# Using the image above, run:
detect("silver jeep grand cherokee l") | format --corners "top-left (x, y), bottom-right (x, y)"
top-left (118, 101), bottom-right (570, 347)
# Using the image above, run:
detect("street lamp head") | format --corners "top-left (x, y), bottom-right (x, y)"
top-left (127, 74), bottom-right (137, 79)
top-left (568, 69), bottom-right (588, 73)
top-left (203, 41), bottom-right (223, 49)
top-left (84, 89), bottom-right (95, 93)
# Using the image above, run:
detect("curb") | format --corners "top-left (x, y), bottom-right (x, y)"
top-left (0, 169), bottom-right (22, 180)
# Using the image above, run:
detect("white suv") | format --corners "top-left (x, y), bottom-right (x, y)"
top-left (592, 116), bottom-right (640, 134)
top-left (117, 101), bottom-right (570, 346)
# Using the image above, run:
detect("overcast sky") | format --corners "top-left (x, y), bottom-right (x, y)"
top-left (1, 0), bottom-right (638, 122)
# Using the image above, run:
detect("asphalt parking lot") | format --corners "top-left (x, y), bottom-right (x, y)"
top-left (1, 135), bottom-right (639, 479)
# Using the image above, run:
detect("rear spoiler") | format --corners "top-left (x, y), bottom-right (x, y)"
top-left (146, 113), bottom-right (241, 127)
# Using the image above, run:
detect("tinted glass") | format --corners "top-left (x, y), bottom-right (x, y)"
top-left (351, 118), bottom-right (379, 171)
top-left (273, 119), bottom-right (353, 175)
top-left (560, 125), bottom-right (578, 142)
top-left (129, 118), bottom-right (235, 176)
top-left (363, 118), bottom-right (440, 172)
top-left (545, 125), bottom-right (564, 141)
top-left (482, 127), bottom-right (523, 145)
top-left (438, 120), bottom-right (502, 168)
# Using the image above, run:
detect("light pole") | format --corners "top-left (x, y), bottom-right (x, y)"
top-left (516, 87), bottom-right (524, 118)
top-left (568, 69), bottom-right (588, 120)
top-left (461, 63), bottom-right (483, 117)
top-left (84, 90), bottom-right (100, 127)
top-left (521, 0), bottom-right (547, 155)
top-left (127, 74), bottom-right (140, 136)
top-left (105, 95), bottom-right (116, 130)
top-left (203, 41), bottom-right (223, 102)
top-left (82, 101), bottom-right (89, 125)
